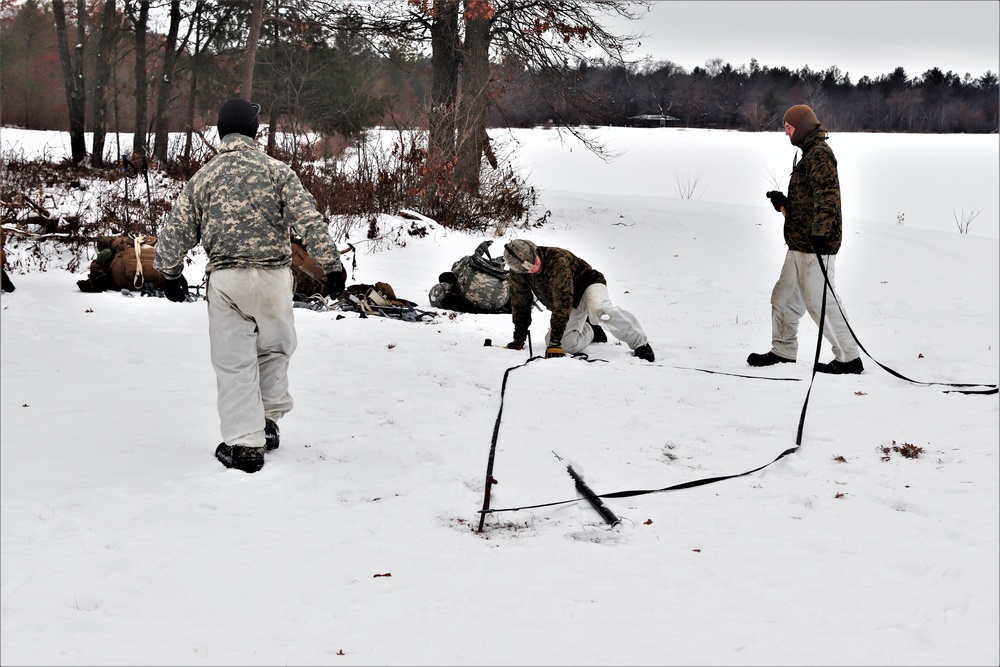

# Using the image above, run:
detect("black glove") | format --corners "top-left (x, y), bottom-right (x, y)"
top-left (765, 190), bottom-right (788, 212)
top-left (504, 340), bottom-right (525, 351)
top-left (162, 274), bottom-right (189, 303)
top-left (811, 236), bottom-right (831, 255)
top-left (545, 345), bottom-right (564, 358)
top-left (326, 269), bottom-right (346, 297)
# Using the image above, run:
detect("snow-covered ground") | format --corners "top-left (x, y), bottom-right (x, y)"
top-left (2, 127), bottom-right (998, 666)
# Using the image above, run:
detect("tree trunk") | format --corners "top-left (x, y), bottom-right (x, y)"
top-left (240, 0), bottom-right (264, 99)
top-left (455, 8), bottom-right (491, 193)
top-left (51, 0), bottom-right (87, 163)
top-left (152, 0), bottom-right (181, 163)
top-left (180, 0), bottom-right (223, 160)
top-left (428, 0), bottom-right (461, 170)
top-left (181, 3), bottom-right (204, 162)
top-left (90, 0), bottom-right (118, 168)
top-left (266, 113), bottom-right (279, 157)
top-left (182, 65), bottom-right (199, 161)
top-left (130, 0), bottom-right (149, 155)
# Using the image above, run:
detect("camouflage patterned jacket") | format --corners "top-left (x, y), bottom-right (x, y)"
top-left (784, 128), bottom-right (843, 254)
top-left (154, 134), bottom-right (343, 279)
top-left (508, 246), bottom-right (606, 345)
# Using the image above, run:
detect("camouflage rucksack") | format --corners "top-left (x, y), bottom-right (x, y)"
top-left (429, 240), bottom-right (511, 314)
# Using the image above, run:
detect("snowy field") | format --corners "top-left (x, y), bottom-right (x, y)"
top-left (1, 126), bottom-right (998, 666)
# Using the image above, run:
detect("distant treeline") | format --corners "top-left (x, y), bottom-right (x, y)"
top-left (1, 1), bottom-right (996, 137)
top-left (491, 59), bottom-right (1000, 134)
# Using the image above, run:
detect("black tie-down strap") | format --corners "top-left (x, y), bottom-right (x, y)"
top-left (810, 253), bottom-right (997, 395)
top-left (480, 441), bottom-right (803, 519)
top-left (478, 286), bottom-right (829, 522)
top-left (475, 352), bottom-right (619, 530)
top-left (477, 257), bottom-right (995, 525)
top-left (671, 366), bottom-right (802, 382)
top-left (673, 254), bottom-right (996, 394)
top-left (477, 355), bottom-right (542, 531)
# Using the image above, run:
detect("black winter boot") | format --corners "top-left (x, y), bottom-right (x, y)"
top-left (815, 358), bottom-right (864, 375)
top-left (590, 323), bottom-right (608, 344)
top-left (634, 343), bottom-right (655, 362)
top-left (265, 419), bottom-right (280, 451)
top-left (747, 351), bottom-right (795, 367)
top-left (215, 443), bottom-right (265, 473)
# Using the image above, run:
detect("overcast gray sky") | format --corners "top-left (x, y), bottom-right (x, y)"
top-left (608, 1), bottom-right (999, 81)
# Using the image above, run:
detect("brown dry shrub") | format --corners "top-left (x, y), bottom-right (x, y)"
top-left (879, 441), bottom-right (926, 461)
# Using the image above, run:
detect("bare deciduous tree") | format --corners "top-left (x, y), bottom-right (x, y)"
top-left (454, 0), bottom-right (491, 192)
top-left (151, 0), bottom-right (182, 163)
top-left (240, 0), bottom-right (264, 98)
top-left (673, 167), bottom-right (703, 200)
top-left (952, 205), bottom-right (982, 234)
top-left (51, 0), bottom-right (87, 163)
top-left (428, 0), bottom-right (461, 171)
top-left (90, 0), bottom-right (120, 168)
top-left (125, 0), bottom-right (150, 156)
top-left (342, 0), bottom-right (645, 201)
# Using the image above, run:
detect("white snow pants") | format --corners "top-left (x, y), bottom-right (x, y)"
top-left (207, 267), bottom-right (296, 448)
top-left (549, 283), bottom-right (648, 354)
top-left (770, 250), bottom-right (859, 363)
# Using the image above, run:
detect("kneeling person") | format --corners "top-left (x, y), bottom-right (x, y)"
top-left (502, 239), bottom-right (654, 362)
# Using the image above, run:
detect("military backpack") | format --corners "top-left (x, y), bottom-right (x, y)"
top-left (429, 240), bottom-right (511, 314)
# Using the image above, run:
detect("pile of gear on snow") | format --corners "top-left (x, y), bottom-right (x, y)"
top-left (63, 225), bottom-right (515, 324)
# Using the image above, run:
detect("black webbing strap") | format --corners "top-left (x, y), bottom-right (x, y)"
top-left (569, 352), bottom-right (607, 363)
top-left (478, 274), bottom-right (830, 518)
top-left (476, 352), bottom-right (609, 530)
top-left (671, 366), bottom-right (801, 382)
top-left (477, 355), bottom-right (542, 531)
top-left (812, 252), bottom-right (997, 395)
top-left (674, 254), bottom-right (996, 394)
top-left (479, 251), bottom-right (996, 521)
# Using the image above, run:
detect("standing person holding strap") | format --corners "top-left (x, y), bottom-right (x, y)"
top-left (749, 104), bottom-right (862, 375)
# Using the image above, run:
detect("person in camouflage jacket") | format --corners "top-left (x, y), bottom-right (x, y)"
top-left (748, 104), bottom-right (862, 375)
top-left (154, 99), bottom-right (346, 473)
top-left (502, 239), bottom-right (654, 362)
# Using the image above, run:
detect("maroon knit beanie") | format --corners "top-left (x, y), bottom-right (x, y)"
top-left (783, 104), bottom-right (821, 145)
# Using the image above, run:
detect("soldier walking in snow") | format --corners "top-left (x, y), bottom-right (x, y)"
top-left (154, 99), bottom-right (346, 473)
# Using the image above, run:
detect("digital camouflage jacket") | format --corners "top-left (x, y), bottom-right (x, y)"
top-left (784, 128), bottom-right (843, 254)
top-left (508, 246), bottom-right (606, 345)
top-left (154, 134), bottom-right (343, 279)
